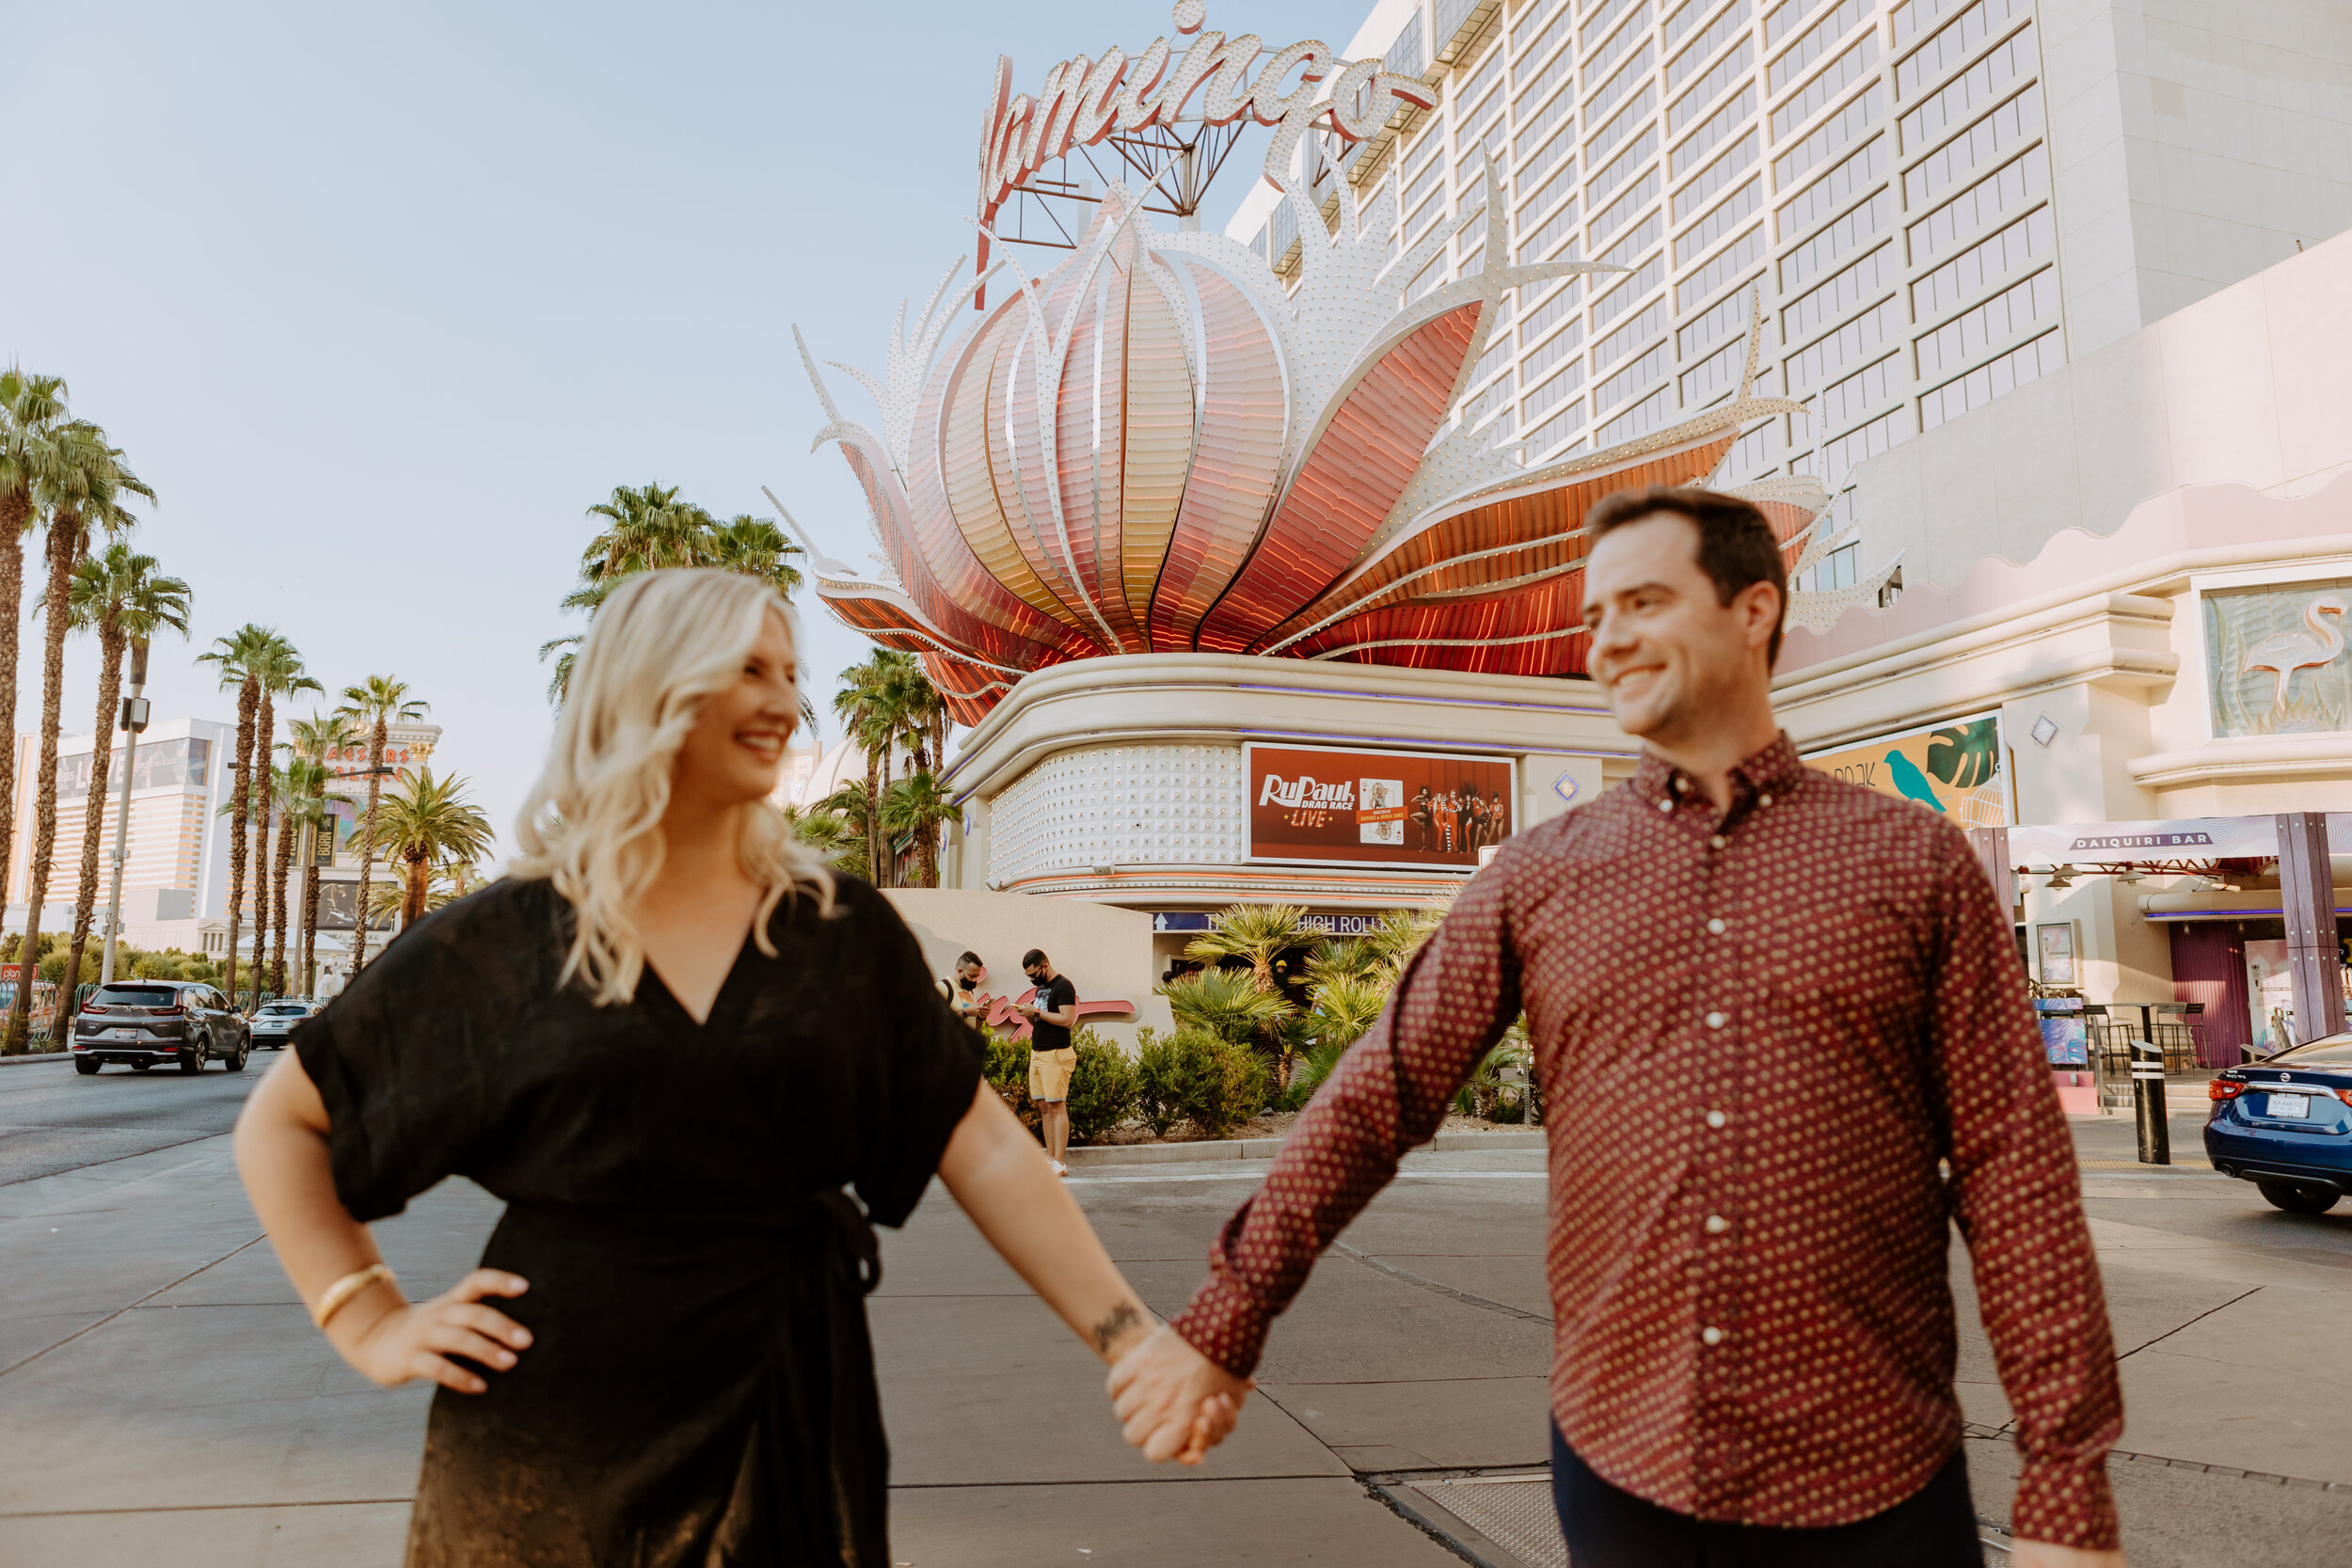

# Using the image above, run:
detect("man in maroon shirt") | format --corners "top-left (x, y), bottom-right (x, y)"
top-left (1110, 488), bottom-right (2126, 1566)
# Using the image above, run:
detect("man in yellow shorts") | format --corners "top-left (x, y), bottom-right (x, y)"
top-left (1018, 948), bottom-right (1080, 1177)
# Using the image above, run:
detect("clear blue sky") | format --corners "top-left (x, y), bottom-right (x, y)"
top-left (0, 0), bottom-right (1341, 859)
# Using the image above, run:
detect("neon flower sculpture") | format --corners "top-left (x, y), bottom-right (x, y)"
top-left (782, 165), bottom-right (1888, 726)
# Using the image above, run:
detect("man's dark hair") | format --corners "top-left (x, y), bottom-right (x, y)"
top-left (1022, 948), bottom-right (1048, 970)
top-left (1586, 485), bottom-right (1789, 664)
top-left (957, 951), bottom-right (981, 969)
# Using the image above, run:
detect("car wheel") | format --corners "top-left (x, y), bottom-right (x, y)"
top-left (74, 1057), bottom-right (100, 1075)
top-left (179, 1042), bottom-right (204, 1074)
top-left (2257, 1180), bottom-right (2341, 1215)
top-left (225, 1039), bottom-right (249, 1072)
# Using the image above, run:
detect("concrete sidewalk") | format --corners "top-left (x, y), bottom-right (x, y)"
top-left (3, 1131), bottom-right (2348, 1565)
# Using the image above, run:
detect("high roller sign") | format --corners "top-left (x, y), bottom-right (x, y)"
top-left (974, 0), bottom-right (1436, 298)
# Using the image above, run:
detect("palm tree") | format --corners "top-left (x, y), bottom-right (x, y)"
top-left (880, 772), bottom-right (960, 888)
top-left (285, 714), bottom-right (358, 993)
top-left (332, 677), bottom-right (429, 971)
top-left (8, 427), bottom-right (150, 1047)
top-left (0, 370), bottom-right (76, 939)
top-left (830, 656), bottom-right (900, 884)
top-left (60, 546), bottom-right (192, 999)
top-left (246, 638), bottom-right (323, 995)
top-left (542, 492), bottom-right (808, 708)
top-left (196, 626), bottom-right (278, 1005)
top-left (878, 654), bottom-right (949, 883)
top-left (274, 755), bottom-right (351, 996)
top-left (365, 768), bottom-right (493, 928)
top-left (580, 483), bottom-right (703, 579)
top-left (1158, 967), bottom-right (1294, 1046)
top-left (1185, 904), bottom-right (1312, 991)
top-left (706, 514), bottom-right (804, 597)
top-left (362, 852), bottom-right (483, 926)
top-left (1306, 972), bottom-right (1388, 1050)
top-left (781, 800), bottom-right (868, 879)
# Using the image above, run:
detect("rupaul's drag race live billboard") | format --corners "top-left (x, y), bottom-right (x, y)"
top-left (1245, 743), bottom-right (1515, 872)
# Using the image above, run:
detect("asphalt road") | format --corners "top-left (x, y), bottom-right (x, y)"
top-left (0, 1052), bottom-right (272, 1187)
top-left (3, 1067), bottom-right (2347, 1567)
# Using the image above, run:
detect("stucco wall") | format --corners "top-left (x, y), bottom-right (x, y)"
top-left (1846, 223), bottom-right (2352, 591)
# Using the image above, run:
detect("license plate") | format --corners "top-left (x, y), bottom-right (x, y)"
top-left (2266, 1093), bottom-right (2311, 1119)
top-left (109, 1028), bottom-right (135, 1040)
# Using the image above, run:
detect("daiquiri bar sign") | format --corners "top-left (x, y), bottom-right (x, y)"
top-left (974, 0), bottom-right (1435, 293)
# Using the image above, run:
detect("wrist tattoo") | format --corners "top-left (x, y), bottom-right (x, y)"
top-left (1089, 1300), bottom-right (1145, 1353)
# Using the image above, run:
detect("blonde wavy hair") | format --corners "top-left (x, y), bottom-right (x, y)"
top-left (514, 568), bottom-right (835, 1006)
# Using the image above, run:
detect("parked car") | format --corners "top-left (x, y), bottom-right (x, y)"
top-left (249, 997), bottom-right (323, 1049)
top-left (2203, 1032), bottom-right (2352, 1213)
top-left (70, 981), bottom-right (251, 1076)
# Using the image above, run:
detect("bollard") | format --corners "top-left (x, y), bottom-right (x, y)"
top-left (2130, 1038), bottom-right (2169, 1165)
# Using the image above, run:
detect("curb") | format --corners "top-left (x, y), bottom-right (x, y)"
top-left (0, 1051), bottom-right (67, 1067)
top-left (1065, 1128), bottom-right (1547, 1167)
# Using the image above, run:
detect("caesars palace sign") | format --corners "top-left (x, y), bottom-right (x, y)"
top-left (976, 0), bottom-right (1437, 293)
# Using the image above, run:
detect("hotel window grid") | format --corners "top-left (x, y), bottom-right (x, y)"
top-left (1671, 85), bottom-right (1753, 177)
top-left (1668, 2), bottom-right (1753, 91)
top-left (1675, 130), bottom-right (1757, 221)
top-left (1259, 0), bottom-right (2075, 480)
top-left (1586, 6), bottom-right (1653, 88)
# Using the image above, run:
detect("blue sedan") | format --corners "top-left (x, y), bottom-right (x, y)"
top-left (2205, 1033), bottom-right (2352, 1214)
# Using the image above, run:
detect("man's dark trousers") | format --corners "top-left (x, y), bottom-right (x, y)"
top-left (1549, 1425), bottom-right (1984, 1567)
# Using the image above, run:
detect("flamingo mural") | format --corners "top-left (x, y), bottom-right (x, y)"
top-left (2243, 594), bottom-right (2347, 717)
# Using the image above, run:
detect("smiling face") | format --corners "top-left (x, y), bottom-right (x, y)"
top-left (674, 609), bottom-right (800, 811)
top-left (1582, 511), bottom-right (1779, 748)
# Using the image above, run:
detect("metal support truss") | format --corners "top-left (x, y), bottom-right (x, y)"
top-left (991, 118), bottom-right (1248, 254)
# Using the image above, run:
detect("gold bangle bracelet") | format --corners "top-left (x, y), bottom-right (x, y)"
top-left (312, 1263), bottom-right (397, 1331)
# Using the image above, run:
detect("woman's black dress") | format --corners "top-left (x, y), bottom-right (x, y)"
top-left (294, 875), bottom-right (981, 1567)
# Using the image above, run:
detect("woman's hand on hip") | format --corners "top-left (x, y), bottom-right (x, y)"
top-left (339, 1269), bottom-right (532, 1394)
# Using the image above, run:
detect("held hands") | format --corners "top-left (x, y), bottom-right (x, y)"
top-left (1106, 1323), bottom-right (1253, 1465)
top-left (333, 1269), bottom-right (532, 1395)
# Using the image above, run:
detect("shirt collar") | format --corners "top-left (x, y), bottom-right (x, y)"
top-left (1635, 732), bottom-right (1808, 811)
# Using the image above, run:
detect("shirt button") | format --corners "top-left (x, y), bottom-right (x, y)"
top-left (1702, 1326), bottom-right (1725, 1346)
top-left (1673, 776), bottom-right (1689, 793)
top-left (1706, 1214), bottom-right (1730, 1234)
top-left (1707, 918), bottom-right (1726, 935)
top-left (1657, 797), bottom-right (1674, 814)
top-left (1706, 1110), bottom-right (1727, 1129)
top-left (1758, 793), bottom-right (1773, 807)
top-left (1709, 833), bottom-right (1727, 848)
top-left (1705, 1011), bottom-right (1727, 1029)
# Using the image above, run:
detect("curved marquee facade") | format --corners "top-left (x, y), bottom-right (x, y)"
top-left (788, 167), bottom-right (1881, 727)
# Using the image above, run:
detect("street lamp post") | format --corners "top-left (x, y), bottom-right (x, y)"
top-left (99, 640), bottom-right (152, 988)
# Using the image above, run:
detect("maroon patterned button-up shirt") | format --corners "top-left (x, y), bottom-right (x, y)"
top-left (1170, 735), bottom-right (2123, 1549)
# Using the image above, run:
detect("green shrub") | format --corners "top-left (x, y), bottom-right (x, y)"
top-left (1170, 1026), bottom-right (1267, 1139)
top-left (1133, 1026), bottom-right (1185, 1136)
top-left (1065, 1026), bottom-right (1138, 1144)
top-left (982, 1031), bottom-right (1040, 1133)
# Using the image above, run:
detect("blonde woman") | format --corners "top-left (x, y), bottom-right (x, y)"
top-left (234, 569), bottom-right (1247, 1566)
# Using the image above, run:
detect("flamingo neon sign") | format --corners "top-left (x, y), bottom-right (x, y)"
top-left (974, 0), bottom-right (1437, 296)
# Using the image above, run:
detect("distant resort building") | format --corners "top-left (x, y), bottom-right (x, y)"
top-left (6, 715), bottom-right (442, 979)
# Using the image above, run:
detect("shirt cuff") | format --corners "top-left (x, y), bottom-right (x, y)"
top-left (1168, 1275), bottom-right (1276, 1379)
top-left (2011, 1454), bottom-right (2120, 1552)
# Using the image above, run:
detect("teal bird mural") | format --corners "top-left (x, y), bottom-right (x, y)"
top-left (1885, 750), bottom-right (1946, 811)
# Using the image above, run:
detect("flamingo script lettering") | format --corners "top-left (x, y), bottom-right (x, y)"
top-left (974, 2), bottom-right (1437, 301)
